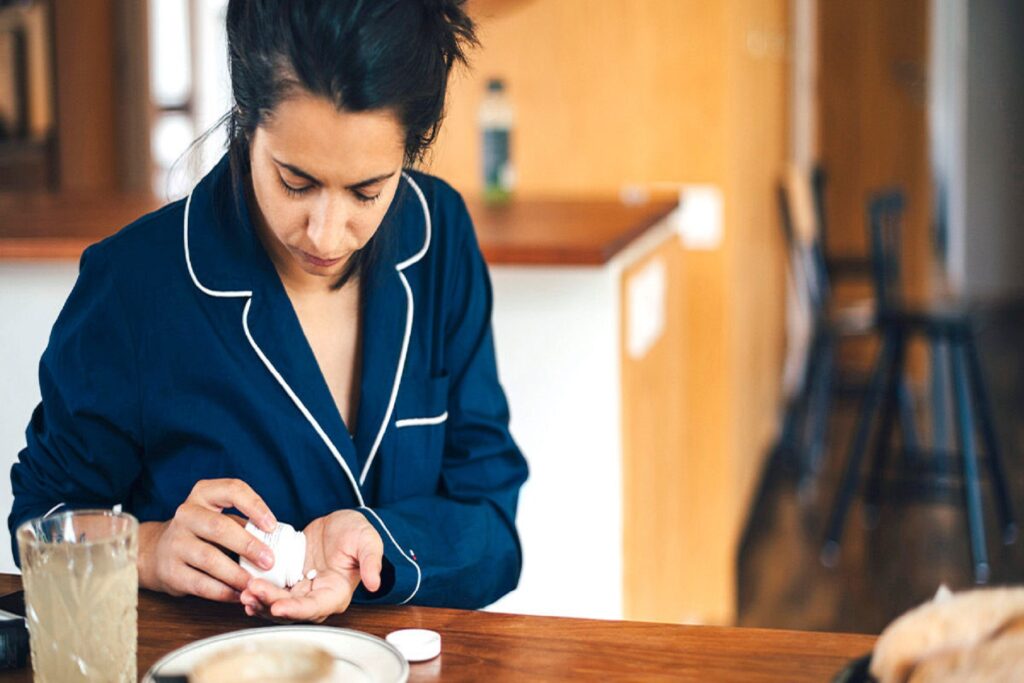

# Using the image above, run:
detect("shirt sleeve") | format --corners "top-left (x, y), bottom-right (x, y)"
top-left (353, 191), bottom-right (528, 608)
top-left (8, 244), bottom-right (144, 564)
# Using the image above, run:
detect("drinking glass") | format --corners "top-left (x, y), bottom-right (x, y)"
top-left (17, 509), bottom-right (138, 683)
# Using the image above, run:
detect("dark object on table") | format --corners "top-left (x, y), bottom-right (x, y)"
top-left (0, 591), bottom-right (28, 670)
top-left (833, 653), bottom-right (875, 683)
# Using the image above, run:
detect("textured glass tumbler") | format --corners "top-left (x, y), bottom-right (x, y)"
top-left (17, 510), bottom-right (138, 683)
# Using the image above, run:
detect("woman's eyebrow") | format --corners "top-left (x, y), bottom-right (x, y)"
top-left (273, 158), bottom-right (321, 184)
top-left (272, 158), bottom-right (395, 190)
top-left (346, 171), bottom-right (397, 190)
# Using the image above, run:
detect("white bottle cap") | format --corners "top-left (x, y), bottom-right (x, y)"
top-left (385, 629), bottom-right (441, 662)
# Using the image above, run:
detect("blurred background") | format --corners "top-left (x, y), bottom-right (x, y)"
top-left (0, 0), bottom-right (1021, 634)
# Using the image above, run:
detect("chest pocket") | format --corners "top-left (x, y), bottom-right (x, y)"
top-left (392, 374), bottom-right (449, 497)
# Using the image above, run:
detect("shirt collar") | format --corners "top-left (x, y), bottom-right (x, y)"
top-left (185, 154), bottom-right (427, 295)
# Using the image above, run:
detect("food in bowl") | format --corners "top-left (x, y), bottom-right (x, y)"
top-left (870, 586), bottom-right (1024, 683)
top-left (189, 642), bottom-right (335, 683)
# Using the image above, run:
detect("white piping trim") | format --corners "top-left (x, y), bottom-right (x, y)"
top-left (242, 298), bottom-right (365, 507)
top-left (184, 178), bottom-right (431, 595)
top-left (42, 502), bottom-right (65, 518)
top-left (183, 187), bottom-right (365, 507)
top-left (395, 411), bottom-right (448, 428)
top-left (359, 506), bottom-right (421, 604)
top-left (395, 172), bottom-right (433, 270)
top-left (358, 173), bottom-right (432, 486)
top-left (183, 191), bottom-right (253, 299)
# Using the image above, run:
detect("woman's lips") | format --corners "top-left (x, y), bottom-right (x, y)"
top-left (298, 250), bottom-right (343, 268)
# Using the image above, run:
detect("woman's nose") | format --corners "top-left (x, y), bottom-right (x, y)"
top-left (306, 194), bottom-right (348, 254)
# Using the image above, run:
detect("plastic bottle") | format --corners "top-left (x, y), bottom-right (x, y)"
top-left (239, 521), bottom-right (307, 589)
top-left (479, 78), bottom-right (515, 204)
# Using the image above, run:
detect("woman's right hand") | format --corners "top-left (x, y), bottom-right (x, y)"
top-left (137, 478), bottom-right (278, 603)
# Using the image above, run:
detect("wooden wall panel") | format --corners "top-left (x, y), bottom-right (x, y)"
top-left (435, 0), bottom-right (789, 625)
top-left (622, 242), bottom-right (740, 625)
top-left (818, 0), bottom-right (932, 301)
top-left (432, 0), bottom-right (729, 196)
top-left (724, 0), bottom-right (789, 534)
top-left (53, 0), bottom-right (119, 192)
top-left (617, 0), bottom-right (788, 625)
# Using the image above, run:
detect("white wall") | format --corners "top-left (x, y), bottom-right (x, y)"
top-left (486, 266), bottom-right (623, 619)
top-left (0, 262), bottom-right (79, 572)
top-left (961, 0), bottom-right (1024, 301)
top-left (929, 0), bottom-right (967, 293)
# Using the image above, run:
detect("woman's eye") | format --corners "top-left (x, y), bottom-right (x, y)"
top-left (354, 191), bottom-right (381, 205)
top-left (278, 176), bottom-right (313, 197)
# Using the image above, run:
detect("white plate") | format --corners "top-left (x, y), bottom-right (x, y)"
top-left (143, 625), bottom-right (409, 683)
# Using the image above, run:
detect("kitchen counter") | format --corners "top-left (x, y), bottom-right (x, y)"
top-left (466, 197), bottom-right (677, 265)
top-left (0, 191), bottom-right (676, 266)
top-left (0, 192), bottom-right (159, 259)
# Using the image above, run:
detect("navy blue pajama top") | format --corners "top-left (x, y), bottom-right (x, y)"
top-left (9, 156), bottom-right (528, 608)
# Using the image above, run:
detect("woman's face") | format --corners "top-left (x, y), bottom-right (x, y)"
top-left (248, 90), bottom-right (406, 288)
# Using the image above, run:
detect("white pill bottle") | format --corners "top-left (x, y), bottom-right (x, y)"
top-left (239, 521), bottom-right (307, 589)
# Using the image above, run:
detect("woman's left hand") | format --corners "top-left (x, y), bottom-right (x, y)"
top-left (240, 510), bottom-right (383, 622)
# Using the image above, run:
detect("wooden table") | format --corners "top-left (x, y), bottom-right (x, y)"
top-left (0, 575), bottom-right (875, 682)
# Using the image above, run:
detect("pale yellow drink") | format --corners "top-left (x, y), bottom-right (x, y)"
top-left (17, 510), bottom-right (138, 683)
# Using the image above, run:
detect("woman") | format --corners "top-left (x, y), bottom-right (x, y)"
top-left (8, 0), bottom-right (527, 623)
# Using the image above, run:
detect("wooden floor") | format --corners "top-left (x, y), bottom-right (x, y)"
top-left (737, 301), bottom-right (1024, 635)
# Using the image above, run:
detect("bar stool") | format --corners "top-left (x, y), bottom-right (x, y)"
top-left (776, 168), bottom-right (917, 485)
top-left (820, 190), bottom-right (1018, 584)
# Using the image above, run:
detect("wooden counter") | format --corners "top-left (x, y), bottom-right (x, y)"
top-left (0, 574), bottom-right (876, 682)
top-left (465, 198), bottom-right (676, 265)
top-left (0, 191), bottom-right (676, 266)
top-left (0, 192), bottom-right (159, 260)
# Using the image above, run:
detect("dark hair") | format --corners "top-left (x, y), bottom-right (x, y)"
top-left (224, 0), bottom-right (477, 287)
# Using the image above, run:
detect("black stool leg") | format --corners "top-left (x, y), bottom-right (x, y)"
top-left (964, 332), bottom-right (1018, 544)
top-left (794, 327), bottom-right (827, 477)
top-left (777, 392), bottom-right (801, 466)
top-left (864, 330), bottom-right (909, 524)
top-left (898, 376), bottom-right (920, 458)
top-left (951, 339), bottom-right (991, 584)
top-left (780, 329), bottom-right (820, 473)
top-left (807, 330), bottom-right (834, 479)
top-left (930, 336), bottom-right (951, 477)
top-left (821, 332), bottom-right (897, 566)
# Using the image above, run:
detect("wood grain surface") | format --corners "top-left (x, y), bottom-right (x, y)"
top-left (465, 197), bottom-right (676, 266)
top-left (0, 192), bottom-right (159, 259)
top-left (0, 574), bottom-right (875, 682)
top-left (0, 192), bottom-right (675, 266)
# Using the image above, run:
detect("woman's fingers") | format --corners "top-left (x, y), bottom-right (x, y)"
top-left (179, 534), bottom-right (254, 592)
top-left (171, 566), bottom-right (240, 603)
top-left (247, 572), bottom-right (355, 623)
top-left (323, 511), bottom-right (384, 592)
top-left (189, 479), bottom-right (277, 532)
top-left (240, 589), bottom-right (269, 615)
top-left (144, 480), bottom-right (283, 605)
top-left (355, 527), bottom-right (384, 592)
top-left (269, 588), bottom-right (345, 623)
top-left (247, 578), bottom-right (293, 606)
top-left (289, 579), bottom-right (313, 599)
top-left (178, 503), bottom-right (275, 571)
